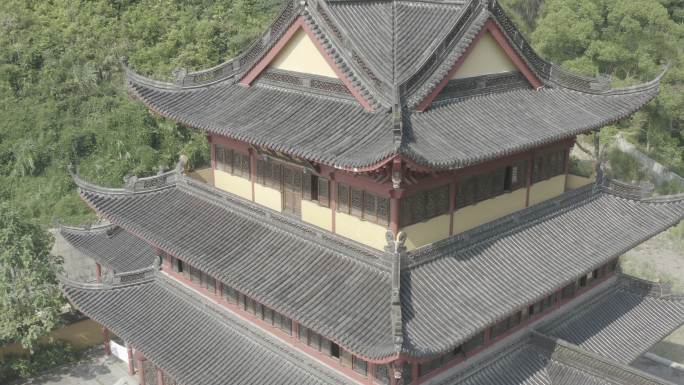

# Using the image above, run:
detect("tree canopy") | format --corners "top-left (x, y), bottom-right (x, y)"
top-left (529, 0), bottom-right (684, 174)
top-left (0, 203), bottom-right (63, 353)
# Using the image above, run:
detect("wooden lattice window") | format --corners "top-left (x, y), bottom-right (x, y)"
top-left (352, 356), bottom-right (368, 376)
top-left (462, 331), bottom-right (485, 353)
top-left (337, 183), bottom-right (350, 213)
top-left (351, 188), bottom-right (363, 217)
top-left (400, 185), bottom-right (450, 226)
top-left (221, 284), bottom-right (238, 304)
top-left (532, 149), bottom-right (566, 183)
top-left (318, 178), bottom-right (330, 207)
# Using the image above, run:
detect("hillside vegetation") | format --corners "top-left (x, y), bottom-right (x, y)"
top-left (0, 0), bottom-right (682, 227)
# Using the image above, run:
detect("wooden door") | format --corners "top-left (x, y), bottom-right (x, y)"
top-left (283, 167), bottom-right (302, 216)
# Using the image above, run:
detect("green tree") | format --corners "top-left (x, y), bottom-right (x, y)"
top-left (0, 203), bottom-right (64, 353)
top-left (533, 0), bottom-right (684, 174)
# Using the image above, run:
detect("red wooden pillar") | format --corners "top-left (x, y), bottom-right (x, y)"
top-left (127, 345), bottom-right (135, 375)
top-left (525, 151), bottom-right (535, 207)
top-left (411, 362), bottom-right (419, 385)
top-left (156, 367), bottom-right (165, 385)
top-left (102, 326), bottom-right (111, 355)
top-left (136, 353), bottom-right (146, 385)
top-left (95, 263), bottom-right (102, 283)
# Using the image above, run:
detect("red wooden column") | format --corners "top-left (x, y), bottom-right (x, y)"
top-left (127, 346), bottom-right (135, 375)
top-left (135, 351), bottom-right (147, 385)
top-left (156, 368), bottom-right (165, 385)
top-left (95, 263), bottom-right (102, 283)
top-left (102, 326), bottom-right (111, 356)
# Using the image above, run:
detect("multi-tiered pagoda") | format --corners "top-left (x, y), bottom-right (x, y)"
top-left (59, 0), bottom-right (684, 384)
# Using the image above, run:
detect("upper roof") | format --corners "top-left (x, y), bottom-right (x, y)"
top-left (71, 170), bottom-right (684, 360)
top-left (60, 224), bottom-right (157, 273)
top-left (123, 0), bottom-right (663, 171)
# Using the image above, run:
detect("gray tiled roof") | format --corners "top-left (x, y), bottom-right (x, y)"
top-left (124, 0), bottom-right (663, 171)
top-left (61, 272), bottom-right (676, 385)
top-left (324, 0), bottom-right (464, 85)
top-left (539, 276), bottom-right (684, 364)
top-left (401, 185), bottom-right (684, 357)
top-left (128, 79), bottom-right (397, 169)
top-left (438, 333), bottom-right (673, 385)
top-left (127, 72), bottom-right (659, 170)
top-left (60, 225), bottom-right (157, 273)
top-left (72, 171), bottom-right (684, 360)
top-left (60, 274), bottom-right (356, 385)
top-left (74, 173), bottom-right (396, 360)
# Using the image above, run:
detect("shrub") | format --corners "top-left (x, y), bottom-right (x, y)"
top-left (0, 341), bottom-right (82, 382)
top-left (607, 149), bottom-right (646, 182)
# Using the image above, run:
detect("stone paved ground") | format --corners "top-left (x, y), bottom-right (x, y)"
top-left (13, 349), bottom-right (136, 385)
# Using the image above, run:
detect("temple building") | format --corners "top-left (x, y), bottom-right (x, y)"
top-left (59, 0), bottom-right (684, 384)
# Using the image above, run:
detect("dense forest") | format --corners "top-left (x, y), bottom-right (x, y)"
top-left (0, 0), bottom-right (682, 227)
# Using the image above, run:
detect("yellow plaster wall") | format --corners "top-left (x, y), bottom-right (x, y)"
top-left (401, 214), bottom-right (451, 251)
top-left (453, 189), bottom-right (527, 235)
top-left (529, 175), bottom-right (566, 206)
top-left (270, 28), bottom-right (338, 78)
top-left (188, 167), bottom-right (214, 185)
top-left (566, 174), bottom-right (595, 190)
top-left (335, 212), bottom-right (388, 250)
top-left (451, 32), bottom-right (518, 80)
top-left (214, 170), bottom-right (253, 201)
top-left (254, 184), bottom-right (282, 212)
top-left (301, 200), bottom-right (333, 232)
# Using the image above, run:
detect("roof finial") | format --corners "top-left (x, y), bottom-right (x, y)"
top-left (176, 154), bottom-right (189, 175)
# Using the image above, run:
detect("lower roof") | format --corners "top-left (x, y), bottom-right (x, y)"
top-left (61, 272), bottom-right (677, 385)
top-left (438, 333), bottom-right (673, 385)
top-left (74, 172), bottom-right (396, 360)
top-left (401, 184), bottom-right (684, 356)
top-left (539, 276), bottom-right (684, 364)
top-left (60, 224), bottom-right (157, 273)
top-left (72, 171), bottom-right (684, 360)
top-left (61, 273), bottom-right (355, 385)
